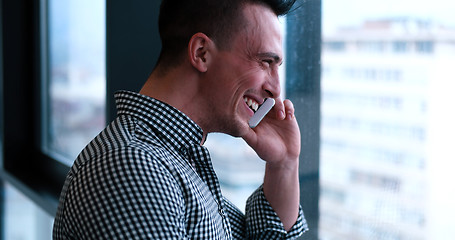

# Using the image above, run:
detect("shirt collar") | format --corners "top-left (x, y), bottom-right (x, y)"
top-left (114, 90), bottom-right (204, 151)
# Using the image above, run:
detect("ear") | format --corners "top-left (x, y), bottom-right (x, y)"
top-left (188, 33), bottom-right (214, 73)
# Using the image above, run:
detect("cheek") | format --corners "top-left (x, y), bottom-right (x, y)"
top-left (209, 60), bottom-right (267, 100)
top-left (232, 67), bottom-right (266, 88)
top-left (215, 69), bottom-right (257, 94)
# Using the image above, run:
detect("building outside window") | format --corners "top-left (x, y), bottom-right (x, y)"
top-left (321, 0), bottom-right (455, 239)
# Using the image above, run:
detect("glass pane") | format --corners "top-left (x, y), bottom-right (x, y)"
top-left (207, 134), bottom-right (265, 210)
top-left (47, 0), bottom-right (106, 164)
top-left (321, 1), bottom-right (455, 239)
top-left (3, 183), bottom-right (54, 240)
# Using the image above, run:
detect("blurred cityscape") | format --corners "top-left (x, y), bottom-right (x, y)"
top-left (206, 133), bottom-right (266, 211)
top-left (47, 0), bottom-right (106, 163)
top-left (320, 18), bottom-right (455, 240)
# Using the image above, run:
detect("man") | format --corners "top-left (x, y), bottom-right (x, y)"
top-left (53, 0), bottom-right (308, 239)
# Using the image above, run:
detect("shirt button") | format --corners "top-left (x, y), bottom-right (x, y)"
top-left (219, 208), bottom-right (225, 217)
top-left (179, 146), bottom-right (187, 155)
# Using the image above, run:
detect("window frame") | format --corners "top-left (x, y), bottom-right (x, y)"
top-left (286, 1), bottom-right (322, 239)
top-left (0, 0), bottom-right (164, 217)
top-left (0, 0), bottom-right (64, 216)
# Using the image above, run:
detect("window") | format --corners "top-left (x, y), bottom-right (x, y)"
top-left (357, 41), bottom-right (386, 53)
top-left (393, 41), bottom-right (408, 53)
top-left (207, 134), bottom-right (266, 209)
top-left (324, 41), bottom-right (346, 52)
top-left (322, 0), bottom-right (455, 239)
top-left (45, 0), bottom-right (106, 164)
top-left (2, 0), bottom-right (162, 238)
top-left (416, 41), bottom-right (434, 53)
top-left (1, 0), bottom-right (107, 238)
top-left (2, 182), bottom-right (53, 240)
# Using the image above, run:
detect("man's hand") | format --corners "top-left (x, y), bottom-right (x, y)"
top-left (243, 98), bottom-right (300, 164)
top-left (243, 98), bottom-right (301, 231)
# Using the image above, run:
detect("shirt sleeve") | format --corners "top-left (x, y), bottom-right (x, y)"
top-left (244, 185), bottom-right (309, 240)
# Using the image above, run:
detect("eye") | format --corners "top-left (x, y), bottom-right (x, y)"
top-left (261, 59), bottom-right (273, 68)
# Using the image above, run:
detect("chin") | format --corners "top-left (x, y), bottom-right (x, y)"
top-left (218, 119), bottom-right (249, 137)
top-left (229, 122), bottom-right (251, 138)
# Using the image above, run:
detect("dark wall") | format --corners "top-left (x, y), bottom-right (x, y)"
top-left (106, 0), bottom-right (162, 122)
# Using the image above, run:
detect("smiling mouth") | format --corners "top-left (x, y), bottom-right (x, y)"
top-left (244, 97), bottom-right (259, 113)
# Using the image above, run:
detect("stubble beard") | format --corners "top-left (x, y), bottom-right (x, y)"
top-left (206, 106), bottom-right (248, 138)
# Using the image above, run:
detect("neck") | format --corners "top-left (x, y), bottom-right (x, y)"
top-left (140, 65), bottom-right (209, 142)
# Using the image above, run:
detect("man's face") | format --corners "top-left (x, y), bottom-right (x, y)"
top-left (203, 4), bottom-right (284, 137)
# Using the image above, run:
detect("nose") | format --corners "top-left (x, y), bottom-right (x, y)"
top-left (263, 72), bottom-right (281, 98)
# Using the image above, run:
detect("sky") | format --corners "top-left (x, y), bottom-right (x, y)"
top-left (322, 0), bottom-right (455, 34)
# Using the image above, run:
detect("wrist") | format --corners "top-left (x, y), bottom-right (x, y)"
top-left (263, 157), bottom-right (300, 231)
top-left (266, 157), bottom-right (299, 172)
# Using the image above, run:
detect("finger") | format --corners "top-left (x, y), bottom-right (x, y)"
top-left (272, 97), bottom-right (286, 120)
top-left (283, 99), bottom-right (295, 120)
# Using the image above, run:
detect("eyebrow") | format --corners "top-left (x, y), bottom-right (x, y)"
top-left (257, 52), bottom-right (283, 65)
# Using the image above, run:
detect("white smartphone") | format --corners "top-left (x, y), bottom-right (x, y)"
top-left (249, 98), bottom-right (275, 128)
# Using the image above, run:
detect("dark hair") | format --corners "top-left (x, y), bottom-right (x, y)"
top-left (156, 0), bottom-right (297, 70)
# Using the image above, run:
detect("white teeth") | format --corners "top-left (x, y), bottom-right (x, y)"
top-left (252, 102), bottom-right (258, 111)
top-left (244, 97), bottom-right (259, 112)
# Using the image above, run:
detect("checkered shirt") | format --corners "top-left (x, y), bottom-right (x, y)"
top-left (53, 90), bottom-right (308, 239)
